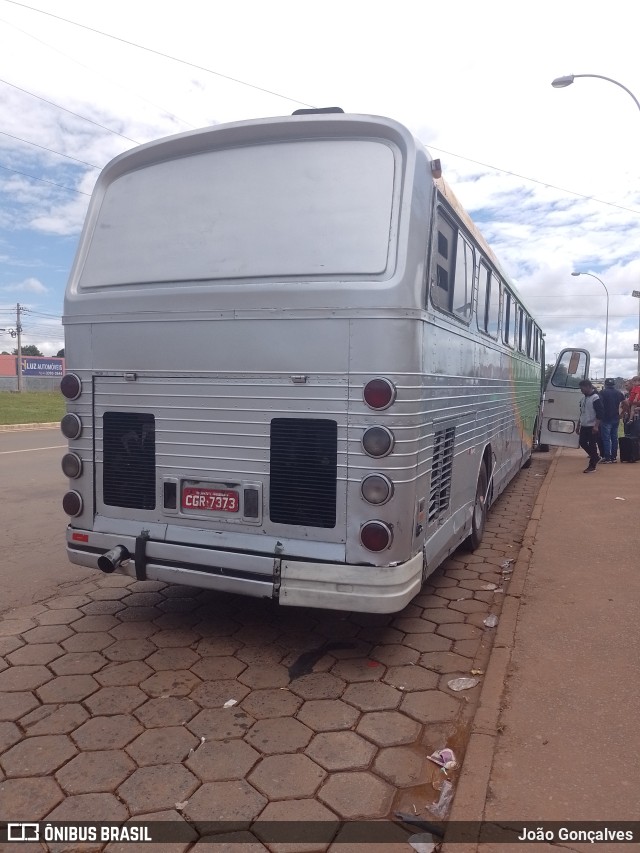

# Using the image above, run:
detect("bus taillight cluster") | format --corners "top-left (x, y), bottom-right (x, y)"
top-left (360, 378), bottom-right (397, 552)
top-left (61, 373), bottom-right (84, 517)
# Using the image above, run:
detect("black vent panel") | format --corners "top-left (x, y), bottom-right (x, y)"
top-left (269, 418), bottom-right (337, 528)
top-left (429, 425), bottom-right (455, 522)
top-left (103, 412), bottom-right (156, 509)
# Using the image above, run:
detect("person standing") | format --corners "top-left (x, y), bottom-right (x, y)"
top-left (576, 380), bottom-right (604, 473)
top-left (599, 378), bottom-right (625, 462)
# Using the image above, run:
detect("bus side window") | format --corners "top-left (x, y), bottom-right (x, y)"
top-left (487, 273), bottom-right (500, 338)
top-left (516, 306), bottom-right (524, 352)
top-left (432, 211), bottom-right (456, 313)
top-left (525, 316), bottom-right (533, 356)
top-left (453, 236), bottom-right (473, 322)
top-left (502, 290), bottom-right (511, 345)
top-left (476, 262), bottom-right (490, 332)
top-left (477, 262), bottom-right (499, 338)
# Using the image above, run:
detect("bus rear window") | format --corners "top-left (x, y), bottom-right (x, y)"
top-left (79, 139), bottom-right (396, 287)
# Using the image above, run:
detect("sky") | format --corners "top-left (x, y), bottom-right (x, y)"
top-left (1, 0), bottom-right (640, 379)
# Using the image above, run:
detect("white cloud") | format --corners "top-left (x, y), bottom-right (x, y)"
top-left (2, 277), bottom-right (48, 293)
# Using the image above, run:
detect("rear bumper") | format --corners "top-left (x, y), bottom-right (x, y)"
top-left (67, 529), bottom-right (424, 614)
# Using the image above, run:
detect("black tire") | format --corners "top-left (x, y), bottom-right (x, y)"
top-left (464, 465), bottom-right (488, 551)
top-left (536, 444), bottom-right (550, 453)
top-left (521, 453), bottom-right (533, 469)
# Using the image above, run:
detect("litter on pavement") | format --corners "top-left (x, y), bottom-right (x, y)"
top-left (408, 833), bottom-right (436, 853)
top-left (426, 747), bottom-right (458, 769)
top-left (447, 676), bottom-right (479, 691)
top-left (429, 779), bottom-right (454, 818)
top-left (484, 614), bottom-right (499, 627)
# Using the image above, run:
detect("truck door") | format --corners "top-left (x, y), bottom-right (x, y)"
top-left (538, 348), bottom-right (590, 449)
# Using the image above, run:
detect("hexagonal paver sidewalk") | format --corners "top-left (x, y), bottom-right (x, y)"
top-left (0, 456), bottom-right (551, 844)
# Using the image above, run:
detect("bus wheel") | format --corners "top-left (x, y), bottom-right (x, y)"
top-left (465, 466), bottom-right (488, 551)
top-left (522, 453), bottom-right (533, 469)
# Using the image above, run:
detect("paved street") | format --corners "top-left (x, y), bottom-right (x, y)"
top-left (0, 442), bottom-right (552, 851)
top-left (0, 427), bottom-right (87, 612)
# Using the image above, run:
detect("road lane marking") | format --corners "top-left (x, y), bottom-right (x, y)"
top-left (0, 445), bottom-right (66, 455)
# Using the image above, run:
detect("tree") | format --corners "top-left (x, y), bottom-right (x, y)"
top-left (56, 348), bottom-right (65, 358)
top-left (13, 345), bottom-right (43, 357)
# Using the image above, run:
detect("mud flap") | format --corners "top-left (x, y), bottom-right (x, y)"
top-left (134, 530), bottom-right (150, 581)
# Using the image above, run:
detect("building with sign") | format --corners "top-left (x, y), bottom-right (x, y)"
top-left (0, 355), bottom-right (65, 391)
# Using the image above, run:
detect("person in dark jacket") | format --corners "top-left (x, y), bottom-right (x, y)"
top-left (598, 378), bottom-right (625, 462)
top-left (576, 380), bottom-right (604, 472)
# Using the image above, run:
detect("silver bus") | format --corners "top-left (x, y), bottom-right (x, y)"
top-left (61, 110), bottom-right (546, 614)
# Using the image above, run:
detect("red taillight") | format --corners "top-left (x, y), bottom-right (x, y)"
top-left (360, 521), bottom-right (393, 552)
top-left (363, 378), bottom-right (396, 410)
top-left (60, 373), bottom-right (82, 400)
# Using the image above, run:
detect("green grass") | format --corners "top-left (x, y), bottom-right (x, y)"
top-left (0, 390), bottom-right (65, 425)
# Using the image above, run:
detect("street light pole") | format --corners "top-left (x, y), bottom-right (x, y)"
top-left (554, 74), bottom-right (640, 380)
top-left (633, 290), bottom-right (640, 375)
top-left (551, 74), bottom-right (640, 113)
top-left (572, 272), bottom-right (609, 380)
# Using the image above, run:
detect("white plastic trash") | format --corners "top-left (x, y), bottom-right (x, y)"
top-left (447, 677), bottom-right (479, 691)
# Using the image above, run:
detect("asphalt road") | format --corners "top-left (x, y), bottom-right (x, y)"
top-left (0, 427), bottom-right (88, 615)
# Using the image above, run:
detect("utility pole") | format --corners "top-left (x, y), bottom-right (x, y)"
top-left (16, 303), bottom-right (24, 392)
top-left (0, 305), bottom-right (24, 391)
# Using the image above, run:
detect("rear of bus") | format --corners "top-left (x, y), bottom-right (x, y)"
top-left (61, 113), bottom-right (435, 613)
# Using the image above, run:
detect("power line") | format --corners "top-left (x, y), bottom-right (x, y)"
top-left (0, 13), bottom-right (196, 131)
top-left (427, 143), bottom-right (640, 217)
top-left (3, 0), bottom-right (315, 109)
top-left (1, 5), bottom-right (637, 218)
top-left (0, 129), bottom-right (101, 169)
top-left (0, 77), bottom-right (140, 143)
top-left (28, 309), bottom-right (62, 318)
top-left (0, 161), bottom-right (90, 194)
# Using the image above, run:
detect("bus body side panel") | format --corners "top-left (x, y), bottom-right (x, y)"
top-left (419, 318), bottom-right (542, 576)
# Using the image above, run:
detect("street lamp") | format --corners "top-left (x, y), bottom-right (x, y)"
top-left (551, 74), bottom-right (640, 112)
top-left (571, 272), bottom-right (609, 380)
top-left (633, 290), bottom-right (640, 375)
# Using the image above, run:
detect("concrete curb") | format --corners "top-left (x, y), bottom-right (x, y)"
top-left (440, 449), bottom-right (562, 852)
top-left (0, 422), bottom-right (59, 432)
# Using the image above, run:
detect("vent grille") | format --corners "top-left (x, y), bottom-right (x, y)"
top-left (269, 418), bottom-right (337, 528)
top-left (428, 425), bottom-right (455, 522)
top-left (103, 412), bottom-right (156, 509)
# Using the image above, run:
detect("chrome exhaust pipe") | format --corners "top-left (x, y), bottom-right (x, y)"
top-left (97, 545), bottom-right (130, 573)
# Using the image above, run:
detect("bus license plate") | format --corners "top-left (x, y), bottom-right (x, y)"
top-left (182, 487), bottom-right (239, 513)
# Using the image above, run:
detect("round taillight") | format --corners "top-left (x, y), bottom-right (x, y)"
top-left (360, 521), bottom-right (393, 552)
top-left (60, 373), bottom-right (82, 401)
top-left (363, 378), bottom-right (396, 410)
top-left (62, 490), bottom-right (83, 517)
top-left (61, 453), bottom-right (82, 479)
top-left (362, 426), bottom-right (395, 458)
top-left (61, 413), bottom-right (82, 440)
top-left (361, 474), bottom-right (394, 505)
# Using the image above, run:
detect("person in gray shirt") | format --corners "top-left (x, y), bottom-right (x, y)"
top-left (576, 380), bottom-right (605, 472)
